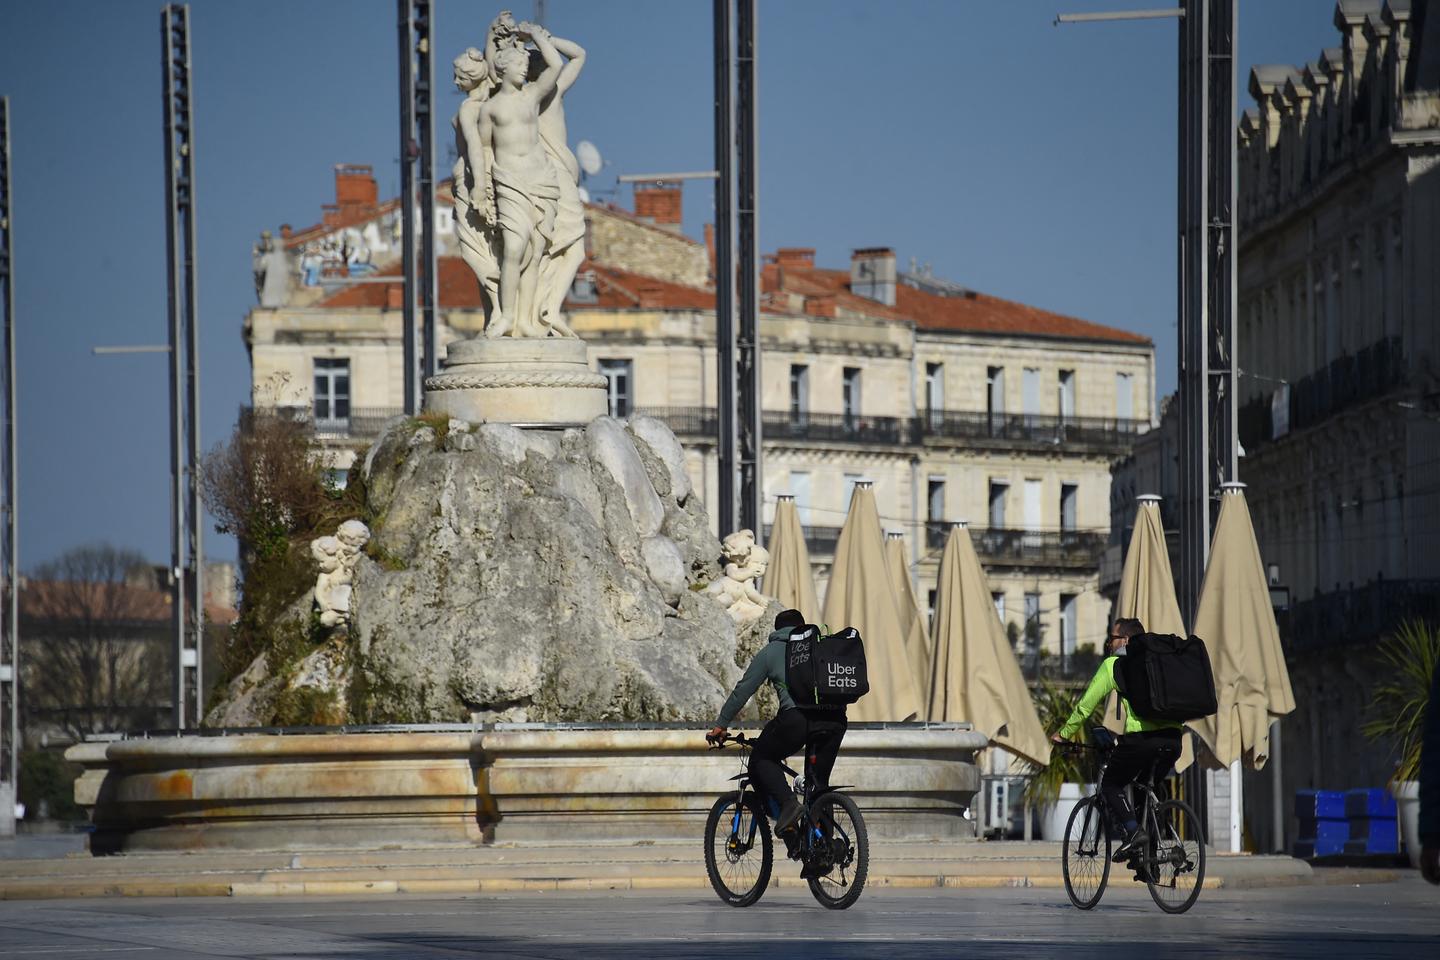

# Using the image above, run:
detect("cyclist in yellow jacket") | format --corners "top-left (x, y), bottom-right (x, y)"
top-left (1051, 617), bottom-right (1184, 862)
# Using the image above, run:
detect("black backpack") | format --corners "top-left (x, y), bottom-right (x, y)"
top-left (785, 626), bottom-right (869, 709)
top-left (1113, 633), bottom-right (1218, 723)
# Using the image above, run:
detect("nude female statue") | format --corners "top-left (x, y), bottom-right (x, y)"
top-left (452, 17), bottom-right (586, 339)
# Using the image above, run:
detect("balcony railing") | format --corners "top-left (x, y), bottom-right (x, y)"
top-left (1278, 578), bottom-right (1440, 652)
top-left (1239, 336), bottom-right (1406, 451)
top-left (635, 406), bottom-right (1147, 452)
top-left (1018, 649), bottom-right (1102, 684)
top-left (761, 523), bottom-right (842, 557)
top-left (243, 405), bottom-right (406, 440)
top-left (916, 410), bottom-right (1147, 450)
top-left (925, 522), bottom-right (1107, 568)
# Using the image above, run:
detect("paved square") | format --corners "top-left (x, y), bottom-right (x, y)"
top-left (0, 878), bottom-right (1435, 958)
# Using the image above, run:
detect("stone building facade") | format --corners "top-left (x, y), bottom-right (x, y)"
top-left (1107, 0), bottom-right (1440, 852)
top-left (244, 172), bottom-right (1157, 669)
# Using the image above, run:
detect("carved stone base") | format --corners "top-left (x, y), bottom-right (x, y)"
top-left (424, 337), bottom-right (608, 425)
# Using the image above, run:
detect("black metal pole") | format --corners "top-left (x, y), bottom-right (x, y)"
top-left (178, 5), bottom-right (203, 728)
top-left (713, 0), bottom-right (736, 536)
top-left (398, 0), bottom-right (418, 415)
top-left (161, 6), bottom-right (188, 729)
top-left (415, 0), bottom-right (438, 384)
top-left (735, 0), bottom-right (761, 539)
top-left (0, 94), bottom-right (19, 798)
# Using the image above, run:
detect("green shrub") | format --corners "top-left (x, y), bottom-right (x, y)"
top-left (18, 750), bottom-right (84, 822)
top-left (1362, 619), bottom-right (1439, 783)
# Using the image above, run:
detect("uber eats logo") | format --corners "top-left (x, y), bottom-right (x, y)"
top-left (826, 662), bottom-right (858, 688)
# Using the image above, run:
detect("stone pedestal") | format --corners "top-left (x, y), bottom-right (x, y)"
top-left (424, 337), bottom-right (608, 426)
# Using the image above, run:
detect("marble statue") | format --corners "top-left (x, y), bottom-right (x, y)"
top-left (251, 230), bottom-right (293, 307)
top-left (452, 11), bottom-right (586, 339)
top-left (425, 11), bottom-right (608, 424)
top-left (705, 529), bottom-right (773, 623)
top-left (311, 520), bottom-right (371, 630)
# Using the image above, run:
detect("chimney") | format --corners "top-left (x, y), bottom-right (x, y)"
top-left (634, 183), bottom-right (683, 229)
top-left (774, 248), bottom-right (815, 269)
top-left (850, 247), bottom-right (896, 306)
top-left (704, 222), bottom-right (716, 281)
top-left (325, 164), bottom-right (379, 227)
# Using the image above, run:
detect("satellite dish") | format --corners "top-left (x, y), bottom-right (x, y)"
top-left (577, 185), bottom-right (591, 204)
top-left (576, 140), bottom-right (603, 177)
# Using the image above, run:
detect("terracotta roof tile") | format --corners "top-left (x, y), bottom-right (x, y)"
top-left (312, 256), bottom-right (1145, 346)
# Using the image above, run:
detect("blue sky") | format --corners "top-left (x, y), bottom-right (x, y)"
top-left (1, 0), bottom-right (1340, 569)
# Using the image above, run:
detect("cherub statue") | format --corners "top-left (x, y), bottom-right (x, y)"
top-left (705, 529), bottom-right (773, 623)
top-left (311, 520), bottom-right (371, 630)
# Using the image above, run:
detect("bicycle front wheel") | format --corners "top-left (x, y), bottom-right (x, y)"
top-left (704, 790), bottom-right (773, 907)
top-left (1144, 798), bottom-right (1205, 914)
top-left (1062, 796), bottom-right (1111, 909)
top-left (806, 791), bottom-right (869, 910)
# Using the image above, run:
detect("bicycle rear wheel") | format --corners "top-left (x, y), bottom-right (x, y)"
top-left (1062, 796), bottom-right (1111, 909)
top-left (806, 792), bottom-right (869, 910)
top-left (704, 790), bottom-right (773, 907)
top-left (1144, 798), bottom-right (1205, 914)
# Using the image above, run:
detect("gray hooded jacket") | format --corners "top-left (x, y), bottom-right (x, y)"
top-left (714, 626), bottom-right (799, 727)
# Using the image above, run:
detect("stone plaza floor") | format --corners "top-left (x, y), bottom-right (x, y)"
top-left (0, 877), bottom-right (1434, 958)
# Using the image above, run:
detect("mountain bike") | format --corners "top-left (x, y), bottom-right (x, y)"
top-left (1056, 737), bottom-right (1206, 914)
top-left (703, 732), bottom-right (869, 910)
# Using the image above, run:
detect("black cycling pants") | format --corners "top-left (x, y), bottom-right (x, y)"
top-left (1100, 729), bottom-right (1183, 830)
top-left (749, 708), bottom-right (847, 812)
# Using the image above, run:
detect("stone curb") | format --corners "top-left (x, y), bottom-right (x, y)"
top-left (2, 868), bottom-right (1393, 901)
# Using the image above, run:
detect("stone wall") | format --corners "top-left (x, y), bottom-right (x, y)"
top-left (586, 205), bottom-right (710, 288)
top-left (66, 726), bottom-right (988, 850)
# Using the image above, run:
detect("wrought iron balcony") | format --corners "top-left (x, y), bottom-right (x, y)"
top-left (636, 406), bottom-right (1147, 452)
top-left (1018, 649), bottom-right (1102, 684)
top-left (1239, 335), bottom-right (1407, 452)
top-left (242, 405), bottom-right (406, 440)
top-left (915, 410), bottom-right (1147, 451)
top-left (1278, 578), bottom-right (1440, 652)
top-left (761, 522), bottom-right (843, 557)
top-left (926, 522), bottom-right (1107, 568)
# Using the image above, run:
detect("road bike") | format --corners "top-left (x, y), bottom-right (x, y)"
top-left (703, 732), bottom-right (869, 910)
top-left (1057, 737), bottom-right (1206, 914)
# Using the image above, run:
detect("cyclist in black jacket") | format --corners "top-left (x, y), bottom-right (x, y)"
top-left (707, 609), bottom-right (848, 854)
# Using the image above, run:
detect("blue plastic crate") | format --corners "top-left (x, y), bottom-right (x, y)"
top-left (1296, 817), bottom-right (1349, 846)
top-left (1294, 836), bottom-right (1346, 858)
top-left (1344, 788), bottom-right (1397, 820)
top-left (1347, 818), bottom-right (1399, 852)
top-left (1295, 789), bottom-right (1347, 820)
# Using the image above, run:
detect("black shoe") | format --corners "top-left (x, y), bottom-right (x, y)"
top-left (1113, 829), bottom-right (1147, 862)
top-left (800, 859), bottom-right (833, 880)
top-left (775, 799), bottom-right (805, 835)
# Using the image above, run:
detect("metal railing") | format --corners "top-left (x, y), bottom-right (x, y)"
top-left (635, 405), bottom-right (1147, 452)
top-left (916, 410), bottom-right (1147, 450)
top-left (1239, 336), bottom-right (1406, 451)
top-left (1279, 578), bottom-right (1440, 652)
top-left (1018, 649), bottom-right (1102, 684)
top-left (761, 522), bottom-right (842, 557)
top-left (243, 405), bottom-right (407, 440)
top-left (925, 522), bottom-right (1107, 567)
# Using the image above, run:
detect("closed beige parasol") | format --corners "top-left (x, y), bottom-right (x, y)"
top-left (1113, 495), bottom-right (1196, 769)
top-left (886, 533), bottom-right (932, 720)
top-left (1190, 486), bottom-right (1296, 769)
top-left (761, 496), bottom-right (820, 624)
top-left (821, 483), bottom-right (922, 722)
top-left (927, 523), bottom-right (1050, 767)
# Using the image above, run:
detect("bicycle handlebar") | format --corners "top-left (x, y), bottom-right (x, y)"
top-left (708, 732), bottom-right (752, 750)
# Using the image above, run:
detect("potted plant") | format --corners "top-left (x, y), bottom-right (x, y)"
top-left (1025, 679), bottom-right (1103, 840)
top-left (1362, 619), bottom-right (1439, 869)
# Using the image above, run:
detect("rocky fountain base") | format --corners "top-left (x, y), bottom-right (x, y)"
top-left (70, 414), bottom-right (987, 852)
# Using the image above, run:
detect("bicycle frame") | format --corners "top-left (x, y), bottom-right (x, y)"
top-left (716, 733), bottom-right (854, 869)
